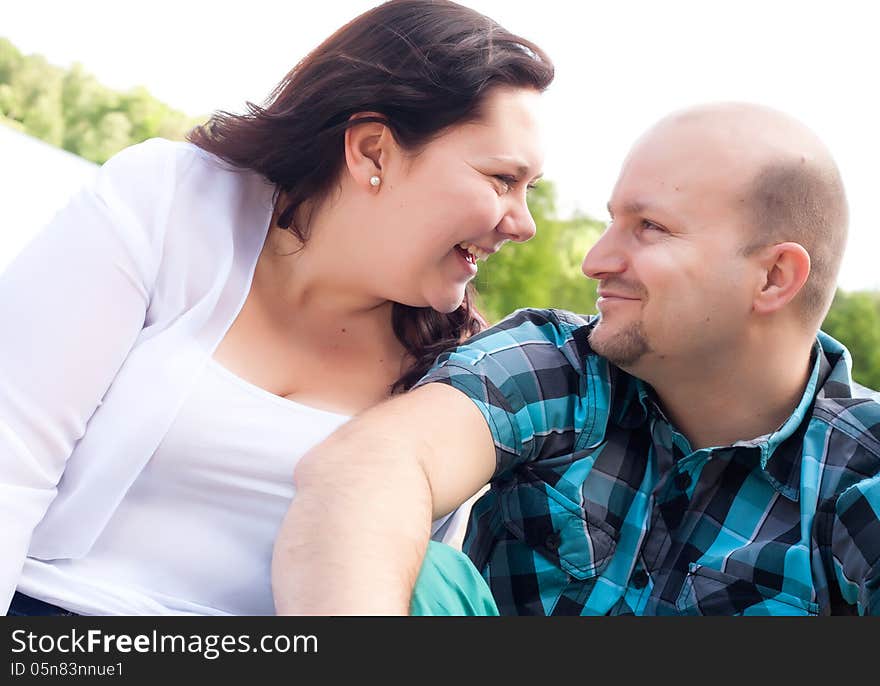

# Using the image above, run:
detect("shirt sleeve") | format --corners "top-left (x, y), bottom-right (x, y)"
top-left (413, 308), bottom-right (585, 479)
top-left (0, 139), bottom-right (177, 612)
top-left (830, 472), bottom-right (880, 615)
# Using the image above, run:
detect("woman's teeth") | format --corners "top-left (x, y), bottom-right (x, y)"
top-left (457, 241), bottom-right (490, 262)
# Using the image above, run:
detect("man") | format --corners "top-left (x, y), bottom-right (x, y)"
top-left (272, 103), bottom-right (880, 615)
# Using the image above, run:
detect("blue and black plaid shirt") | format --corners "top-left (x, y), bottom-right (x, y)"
top-left (416, 309), bottom-right (880, 615)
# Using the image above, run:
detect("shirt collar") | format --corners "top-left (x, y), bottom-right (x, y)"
top-left (609, 367), bottom-right (652, 429)
top-left (580, 320), bottom-right (856, 501)
top-left (713, 335), bottom-right (850, 502)
top-left (606, 334), bottom-right (852, 502)
top-left (731, 340), bottom-right (822, 486)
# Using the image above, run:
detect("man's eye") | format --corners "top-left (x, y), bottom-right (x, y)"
top-left (640, 220), bottom-right (665, 232)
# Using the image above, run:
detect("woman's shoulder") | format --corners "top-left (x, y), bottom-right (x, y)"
top-left (98, 138), bottom-right (227, 187)
top-left (95, 137), bottom-right (270, 228)
top-left (101, 138), bottom-right (271, 208)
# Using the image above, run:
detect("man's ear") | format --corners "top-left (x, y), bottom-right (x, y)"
top-left (343, 113), bottom-right (394, 190)
top-left (752, 242), bottom-right (811, 315)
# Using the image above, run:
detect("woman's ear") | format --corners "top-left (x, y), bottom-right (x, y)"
top-left (752, 241), bottom-right (811, 315)
top-left (344, 113), bottom-right (394, 191)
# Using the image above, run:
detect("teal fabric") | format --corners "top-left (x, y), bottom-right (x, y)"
top-left (410, 542), bottom-right (499, 616)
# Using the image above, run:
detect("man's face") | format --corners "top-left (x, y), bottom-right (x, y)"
top-left (582, 121), bottom-right (761, 375)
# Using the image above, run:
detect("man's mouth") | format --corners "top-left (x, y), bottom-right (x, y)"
top-left (597, 293), bottom-right (640, 301)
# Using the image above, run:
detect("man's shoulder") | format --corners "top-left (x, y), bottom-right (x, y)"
top-left (470, 307), bottom-right (597, 350)
top-left (852, 381), bottom-right (880, 403)
top-left (417, 309), bottom-right (607, 470)
top-left (435, 308), bottom-right (598, 375)
top-left (813, 333), bottom-right (880, 457)
top-left (814, 392), bottom-right (880, 448)
top-left (419, 308), bottom-right (599, 396)
top-left (811, 391), bottom-right (880, 503)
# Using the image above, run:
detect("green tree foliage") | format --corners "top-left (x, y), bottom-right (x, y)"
top-left (0, 37), bottom-right (200, 163)
top-left (0, 36), bottom-right (22, 84)
top-left (822, 290), bottom-right (880, 389)
top-left (2, 47), bottom-right (64, 145)
top-left (474, 181), bottom-right (605, 323)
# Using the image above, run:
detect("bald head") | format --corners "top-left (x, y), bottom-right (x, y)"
top-left (644, 103), bottom-right (849, 323)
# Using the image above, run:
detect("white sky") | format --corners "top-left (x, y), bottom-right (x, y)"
top-left (3, 0), bottom-right (878, 290)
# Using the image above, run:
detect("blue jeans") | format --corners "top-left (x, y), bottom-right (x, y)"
top-left (6, 592), bottom-right (78, 616)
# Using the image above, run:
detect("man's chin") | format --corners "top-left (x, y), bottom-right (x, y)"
top-left (588, 321), bottom-right (652, 368)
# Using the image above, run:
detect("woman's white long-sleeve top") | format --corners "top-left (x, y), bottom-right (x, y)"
top-left (0, 138), bottom-right (293, 611)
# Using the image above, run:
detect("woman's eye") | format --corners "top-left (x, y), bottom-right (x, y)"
top-left (493, 175), bottom-right (516, 193)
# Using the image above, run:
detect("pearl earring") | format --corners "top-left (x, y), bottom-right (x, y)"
top-left (369, 175), bottom-right (381, 187)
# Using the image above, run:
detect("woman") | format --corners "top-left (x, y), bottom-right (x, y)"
top-left (1, 0), bottom-right (551, 615)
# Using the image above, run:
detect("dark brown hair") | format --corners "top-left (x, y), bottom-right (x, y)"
top-left (188, 0), bottom-right (553, 392)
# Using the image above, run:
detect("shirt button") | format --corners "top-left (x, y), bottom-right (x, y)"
top-left (674, 471), bottom-right (692, 490)
top-left (544, 533), bottom-right (561, 551)
top-left (631, 570), bottom-right (649, 589)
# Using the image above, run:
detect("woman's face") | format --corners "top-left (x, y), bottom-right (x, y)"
top-left (363, 87), bottom-right (546, 313)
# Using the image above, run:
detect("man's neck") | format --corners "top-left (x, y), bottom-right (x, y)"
top-left (637, 338), bottom-right (816, 451)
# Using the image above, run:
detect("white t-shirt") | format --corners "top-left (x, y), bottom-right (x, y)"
top-left (19, 359), bottom-right (351, 615)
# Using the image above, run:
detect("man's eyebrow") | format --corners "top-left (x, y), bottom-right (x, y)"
top-left (607, 200), bottom-right (648, 215)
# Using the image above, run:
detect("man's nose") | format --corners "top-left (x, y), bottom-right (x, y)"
top-left (582, 223), bottom-right (626, 279)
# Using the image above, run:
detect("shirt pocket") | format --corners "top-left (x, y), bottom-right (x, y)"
top-left (500, 479), bottom-right (619, 579)
top-left (468, 478), bottom-right (619, 615)
top-left (475, 478), bottom-right (620, 614)
top-left (676, 563), bottom-right (819, 616)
